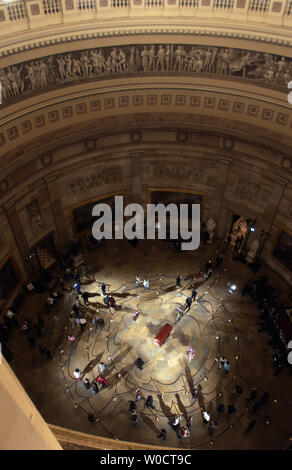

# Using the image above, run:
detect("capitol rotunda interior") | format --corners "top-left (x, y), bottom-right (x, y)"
top-left (0, 0), bottom-right (291, 451)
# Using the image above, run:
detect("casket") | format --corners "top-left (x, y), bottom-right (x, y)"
top-left (153, 323), bottom-right (173, 346)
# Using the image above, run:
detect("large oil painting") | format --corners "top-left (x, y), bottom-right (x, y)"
top-left (149, 188), bottom-right (204, 219)
top-left (73, 193), bottom-right (121, 234)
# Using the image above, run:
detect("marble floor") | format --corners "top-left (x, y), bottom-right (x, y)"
top-left (8, 238), bottom-right (292, 450)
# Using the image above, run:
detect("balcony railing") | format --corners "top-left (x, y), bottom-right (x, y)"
top-left (0, 0), bottom-right (291, 41)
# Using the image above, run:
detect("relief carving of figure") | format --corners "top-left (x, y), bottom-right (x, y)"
top-left (26, 201), bottom-right (44, 236)
top-left (1, 44), bottom-right (291, 104)
top-left (57, 55), bottom-right (66, 81)
top-left (141, 46), bottom-right (149, 72)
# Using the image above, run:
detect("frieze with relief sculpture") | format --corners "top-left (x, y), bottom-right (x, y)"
top-left (0, 45), bottom-right (291, 104)
top-left (68, 167), bottom-right (122, 195)
top-left (153, 163), bottom-right (202, 180)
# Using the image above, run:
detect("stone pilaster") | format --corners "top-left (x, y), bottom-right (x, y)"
top-left (3, 199), bottom-right (38, 282)
top-left (44, 175), bottom-right (69, 253)
top-left (211, 157), bottom-right (232, 239)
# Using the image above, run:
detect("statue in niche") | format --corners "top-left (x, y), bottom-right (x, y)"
top-left (246, 239), bottom-right (259, 264)
top-left (206, 217), bottom-right (216, 244)
top-left (231, 216), bottom-right (248, 245)
top-left (26, 201), bottom-right (44, 237)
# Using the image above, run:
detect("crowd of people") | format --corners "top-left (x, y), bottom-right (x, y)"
top-left (242, 275), bottom-right (292, 375)
top-left (1, 235), bottom-right (288, 445)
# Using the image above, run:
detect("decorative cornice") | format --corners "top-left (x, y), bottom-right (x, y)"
top-left (0, 27), bottom-right (292, 58)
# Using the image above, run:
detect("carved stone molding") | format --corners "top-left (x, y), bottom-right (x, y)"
top-left (130, 131), bottom-right (142, 143)
top-left (222, 138), bottom-right (235, 150)
top-left (40, 153), bottom-right (53, 167)
top-left (176, 131), bottom-right (188, 142)
top-left (84, 137), bottom-right (97, 151)
top-left (1, 43), bottom-right (291, 107)
top-left (0, 27), bottom-right (291, 59)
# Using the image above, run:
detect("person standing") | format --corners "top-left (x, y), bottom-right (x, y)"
top-left (101, 282), bottom-right (106, 296)
top-left (73, 282), bottom-right (81, 295)
top-left (219, 356), bottom-right (226, 369)
top-left (97, 376), bottom-right (106, 387)
top-left (69, 313), bottom-right (75, 329)
top-left (128, 400), bottom-right (136, 412)
top-left (223, 361), bottom-right (230, 375)
top-left (176, 275), bottom-right (182, 288)
top-left (74, 368), bottom-right (82, 380)
top-left (84, 378), bottom-right (91, 390)
top-left (81, 292), bottom-right (89, 306)
top-left (67, 334), bottom-right (76, 344)
top-left (98, 362), bottom-right (107, 374)
top-left (202, 410), bottom-right (210, 424)
top-left (92, 381), bottom-right (99, 394)
top-left (79, 317), bottom-right (87, 331)
top-left (143, 279), bottom-right (150, 290)
top-left (136, 276), bottom-right (141, 287)
top-left (227, 404), bottom-right (236, 414)
top-left (135, 392), bottom-right (142, 402)
top-left (191, 288), bottom-right (197, 301)
top-left (135, 357), bottom-right (144, 370)
top-left (145, 395), bottom-right (155, 409)
top-left (246, 388), bottom-right (257, 402)
top-left (158, 429), bottom-right (167, 440)
top-left (185, 297), bottom-right (192, 313)
top-left (170, 416), bottom-right (180, 430)
top-left (215, 404), bottom-right (225, 416)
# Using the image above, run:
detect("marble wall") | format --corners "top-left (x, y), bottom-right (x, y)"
top-left (0, 126), bottom-right (291, 286)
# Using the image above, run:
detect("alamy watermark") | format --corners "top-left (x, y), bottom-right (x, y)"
top-left (92, 196), bottom-right (200, 250)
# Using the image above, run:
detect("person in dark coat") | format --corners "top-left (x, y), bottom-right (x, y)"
top-left (185, 297), bottom-right (192, 312)
top-left (92, 382), bottom-right (99, 394)
top-left (176, 275), bottom-right (182, 288)
top-left (135, 357), bottom-right (144, 370)
top-left (128, 400), bottom-right (136, 412)
top-left (146, 395), bottom-right (155, 409)
top-left (191, 289), bottom-right (197, 300)
top-left (81, 292), bottom-right (89, 306)
top-left (84, 378), bottom-right (91, 390)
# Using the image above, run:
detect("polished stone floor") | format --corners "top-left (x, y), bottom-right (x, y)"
top-left (9, 239), bottom-right (292, 450)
